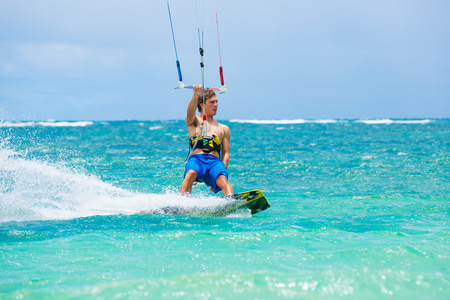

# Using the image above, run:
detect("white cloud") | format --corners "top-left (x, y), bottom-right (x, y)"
top-left (0, 61), bottom-right (20, 76)
top-left (0, 42), bottom-right (123, 76)
top-left (19, 43), bottom-right (93, 70)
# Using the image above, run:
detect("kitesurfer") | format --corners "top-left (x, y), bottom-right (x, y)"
top-left (180, 85), bottom-right (233, 196)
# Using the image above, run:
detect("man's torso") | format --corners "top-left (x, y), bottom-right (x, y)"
top-left (188, 116), bottom-right (226, 159)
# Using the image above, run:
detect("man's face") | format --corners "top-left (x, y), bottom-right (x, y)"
top-left (203, 96), bottom-right (218, 116)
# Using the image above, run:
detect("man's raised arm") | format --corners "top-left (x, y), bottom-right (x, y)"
top-left (185, 84), bottom-right (202, 126)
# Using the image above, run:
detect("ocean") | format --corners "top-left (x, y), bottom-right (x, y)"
top-left (0, 119), bottom-right (448, 299)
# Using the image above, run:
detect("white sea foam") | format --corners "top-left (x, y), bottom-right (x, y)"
top-left (0, 121), bottom-right (35, 127)
top-left (37, 121), bottom-right (94, 127)
top-left (229, 119), bottom-right (339, 124)
top-left (230, 118), bottom-right (432, 125)
top-left (312, 119), bottom-right (339, 124)
top-left (0, 146), bottom-right (225, 222)
top-left (355, 119), bottom-right (431, 125)
top-left (0, 121), bottom-right (94, 127)
top-left (230, 119), bottom-right (306, 124)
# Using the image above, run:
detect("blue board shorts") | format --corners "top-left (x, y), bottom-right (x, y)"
top-left (184, 154), bottom-right (228, 193)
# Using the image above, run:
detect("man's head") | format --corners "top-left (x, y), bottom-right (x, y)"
top-left (197, 89), bottom-right (217, 114)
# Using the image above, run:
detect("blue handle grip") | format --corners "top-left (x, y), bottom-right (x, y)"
top-left (176, 60), bottom-right (182, 82)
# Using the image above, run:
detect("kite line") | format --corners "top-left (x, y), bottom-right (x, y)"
top-left (166, 0), bottom-right (227, 94)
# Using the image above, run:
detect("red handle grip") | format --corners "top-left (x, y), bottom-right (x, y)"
top-left (219, 66), bottom-right (224, 86)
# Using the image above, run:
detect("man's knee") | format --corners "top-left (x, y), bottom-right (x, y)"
top-left (185, 170), bottom-right (198, 181)
top-left (216, 174), bottom-right (233, 196)
top-left (215, 175), bottom-right (229, 186)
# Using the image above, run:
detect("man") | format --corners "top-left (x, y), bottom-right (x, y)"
top-left (180, 84), bottom-right (234, 196)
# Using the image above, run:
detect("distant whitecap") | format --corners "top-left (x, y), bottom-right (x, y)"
top-left (229, 119), bottom-right (342, 124)
top-left (355, 119), bottom-right (431, 125)
top-left (0, 121), bottom-right (94, 127)
top-left (230, 119), bottom-right (307, 124)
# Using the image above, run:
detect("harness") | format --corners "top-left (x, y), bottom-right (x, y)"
top-left (189, 133), bottom-right (222, 156)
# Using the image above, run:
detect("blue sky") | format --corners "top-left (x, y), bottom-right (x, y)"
top-left (1, 0), bottom-right (449, 121)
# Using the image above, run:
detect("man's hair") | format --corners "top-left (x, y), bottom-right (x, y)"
top-left (197, 90), bottom-right (216, 113)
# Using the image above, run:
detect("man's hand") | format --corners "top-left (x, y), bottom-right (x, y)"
top-left (193, 84), bottom-right (203, 98)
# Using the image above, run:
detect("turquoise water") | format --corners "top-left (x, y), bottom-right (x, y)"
top-left (1, 119), bottom-right (449, 299)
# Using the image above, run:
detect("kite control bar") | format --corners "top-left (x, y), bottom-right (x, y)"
top-left (167, 0), bottom-right (227, 94)
top-left (176, 82), bottom-right (227, 93)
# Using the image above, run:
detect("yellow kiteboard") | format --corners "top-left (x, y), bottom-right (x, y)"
top-left (136, 190), bottom-right (270, 217)
top-left (209, 190), bottom-right (270, 216)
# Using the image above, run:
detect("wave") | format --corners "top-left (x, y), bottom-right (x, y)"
top-left (355, 119), bottom-right (431, 125)
top-left (0, 146), bottom-right (227, 223)
top-left (229, 119), bottom-right (339, 124)
top-left (230, 119), bottom-right (433, 125)
top-left (149, 125), bottom-right (164, 130)
top-left (0, 121), bottom-right (94, 127)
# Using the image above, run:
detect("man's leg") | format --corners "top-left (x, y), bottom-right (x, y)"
top-left (215, 175), bottom-right (234, 196)
top-left (180, 170), bottom-right (198, 195)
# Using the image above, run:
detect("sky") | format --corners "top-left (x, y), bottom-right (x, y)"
top-left (0, 0), bottom-right (449, 121)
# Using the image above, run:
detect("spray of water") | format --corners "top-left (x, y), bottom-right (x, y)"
top-left (0, 144), bottom-right (228, 222)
